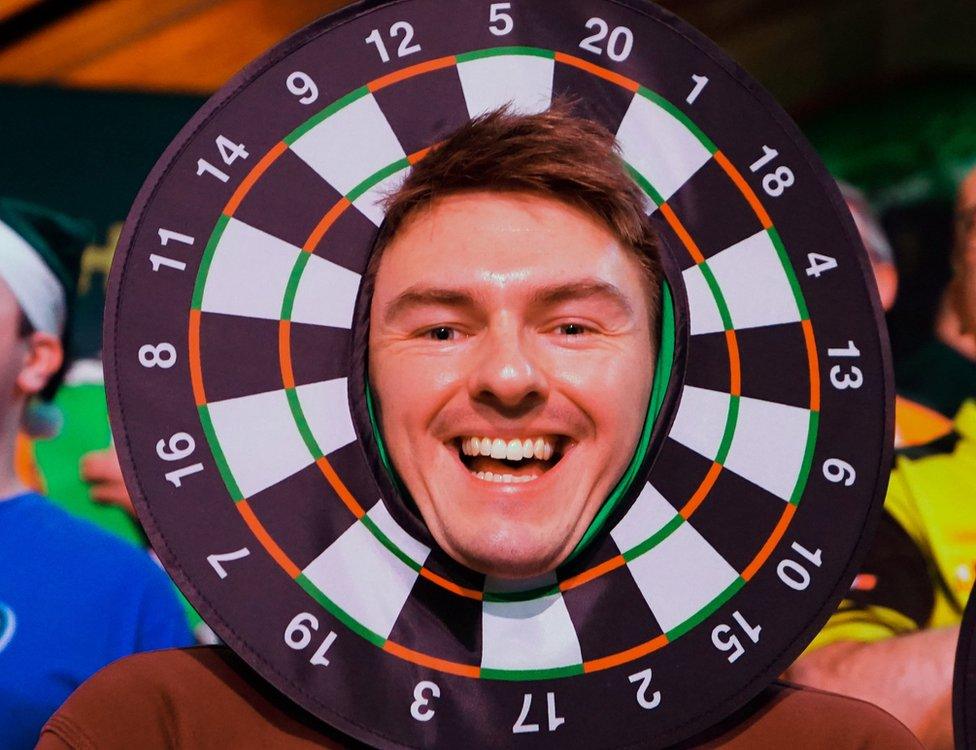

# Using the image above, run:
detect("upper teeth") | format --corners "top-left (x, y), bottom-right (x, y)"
top-left (461, 437), bottom-right (554, 461)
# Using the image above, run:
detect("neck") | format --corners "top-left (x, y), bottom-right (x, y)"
top-left (0, 397), bottom-right (29, 501)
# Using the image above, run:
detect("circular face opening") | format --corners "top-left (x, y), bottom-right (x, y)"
top-left (105, 1), bottom-right (892, 746)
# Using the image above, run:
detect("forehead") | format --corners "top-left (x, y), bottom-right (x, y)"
top-left (375, 191), bottom-right (646, 295)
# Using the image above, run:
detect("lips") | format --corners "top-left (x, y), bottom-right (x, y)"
top-left (455, 435), bottom-right (568, 483)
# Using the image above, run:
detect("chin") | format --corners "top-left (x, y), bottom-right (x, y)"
top-left (439, 524), bottom-right (571, 580)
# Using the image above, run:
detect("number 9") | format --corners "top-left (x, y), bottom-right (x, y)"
top-left (822, 458), bottom-right (856, 486)
top-left (287, 72), bottom-right (318, 105)
top-left (156, 432), bottom-right (195, 462)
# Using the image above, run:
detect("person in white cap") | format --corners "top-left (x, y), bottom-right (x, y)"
top-left (0, 198), bottom-right (193, 750)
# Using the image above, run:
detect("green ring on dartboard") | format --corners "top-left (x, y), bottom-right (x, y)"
top-left (105, 1), bottom-right (894, 747)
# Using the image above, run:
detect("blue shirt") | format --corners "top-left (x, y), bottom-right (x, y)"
top-left (0, 492), bottom-right (193, 748)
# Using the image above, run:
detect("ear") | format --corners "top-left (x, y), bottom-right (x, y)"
top-left (16, 331), bottom-right (63, 397)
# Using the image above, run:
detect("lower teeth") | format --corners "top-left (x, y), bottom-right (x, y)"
top-left (473, 471), bottom-right (537, 484)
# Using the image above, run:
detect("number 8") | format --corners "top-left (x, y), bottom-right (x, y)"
top-left (139, 343), bottom-right (177, 369)
top-left (762, 166), bottom-right (794, 197)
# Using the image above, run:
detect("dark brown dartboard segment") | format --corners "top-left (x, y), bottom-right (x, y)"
top-left (687, 469), bottom-right (790, 573)
top-left (104, 0), bottom-right (894, 747)
top-left (562, 559), bottom-right (664, 661)
top-left (682, 331), bottom-right (732, 394)
top-left (646, 438), bottom-right (719, 515)
top-left (246, 462), bottom-right (358, 570)
top-left (289, 322), bottom-right (353, 388)
top-left (551, 59), bottom-right (636, 134)
top-left (387, 574), bottom-right (484, 666)
top-left (663, 158), bottom-right (766, 268)
top-left (735, 324), bottom-right (812, 409)
top-left (309, 207), bottom-right (379, 275)
top-left (371, 65), bottom-right (470, 156)
top-left (198, 313), bottom-right (284, 403)
top-left (233, 149), bottom-right (345, 249)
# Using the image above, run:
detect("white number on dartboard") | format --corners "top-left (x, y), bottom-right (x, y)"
top-left (207, 548), bottom-right (250, 579)
top-left (139, 343), bottom-right (176, 369)
top-left (806, 252), bottom-right (838, 278)
top-left (712, 610), bottom-right (761, 663)
top-left (284, 613), bottom-right (337, 667)
top-left (410, 681), bottom-right (440, 722)
top-left (822, 458), bottom-right (856, 486)
top-left (827, 340), bottom-right (864, 390)
top-left (686, 74), bottom-right (709, 105)
top-left (579, 18), bottom-right (634, 62)
top-left (151, 228), bottom-right (193, 273)
top-left (628, 668), bottom-right (662, 710)
top-left (156, 432), bottom-right (204, 488)
top-left (748, 145), bottom-right (794, 197)
top-left (777, 541), bottom-right (823, 591)
top-left (488, 2), bottom-right (514, 35)
top-left (513, 692), bottom-right (564, 733)
top-left (286, 71), bottom-right (319, 105)
top-left (365, 22), bottom-right (421, 63)
top-left (196, 135), bottom-right (249, 183)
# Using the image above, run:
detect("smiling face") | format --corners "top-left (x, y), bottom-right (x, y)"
top-left (368, 190), bottom-right (656, 579)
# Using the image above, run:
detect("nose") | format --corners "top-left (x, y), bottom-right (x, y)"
top-left (468, 318), bottom-right (549, 412)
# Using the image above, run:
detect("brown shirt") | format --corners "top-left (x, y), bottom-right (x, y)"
top-left (38, 647), bottom-right (921, 749)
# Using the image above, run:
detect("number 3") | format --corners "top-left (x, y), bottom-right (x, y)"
top-left (410, 681), bottom-right (440, 722)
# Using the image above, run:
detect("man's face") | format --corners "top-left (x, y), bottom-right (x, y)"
top-left (955, 169), bottom-right (976, 335)
top-left (369, 191), bottom-right (655, 579)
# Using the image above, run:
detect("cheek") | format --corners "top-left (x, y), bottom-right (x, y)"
top-left (372, 351), bottom-right (466, 432)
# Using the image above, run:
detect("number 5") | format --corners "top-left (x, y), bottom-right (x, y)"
top-left (489, 3), bottom-right (514, 35)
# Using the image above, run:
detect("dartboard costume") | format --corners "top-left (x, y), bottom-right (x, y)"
top-left (86, 1), bottom-right (895, 747)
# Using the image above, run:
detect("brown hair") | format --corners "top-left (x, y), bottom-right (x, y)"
top-left (369, 102), bottom-right (663, 324)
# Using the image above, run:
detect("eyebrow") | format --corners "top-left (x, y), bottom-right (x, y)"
top-left (383, 286), bottom-right (480, 323)
top-left (382, 279), bottom-right (634, 323)
top-left (529, 280), bottom-right (634, 316)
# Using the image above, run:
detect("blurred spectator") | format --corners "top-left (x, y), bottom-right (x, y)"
top-left (80, 444), bottom-right (134, 517)
top-left (0, 198), bottom-right (193, 749)
top-left (839, 182), bottom-right (953, 448)
top-left (787, 168), bottom-right (976, 749)
top-left (894, 170), bottom-right (976, 419)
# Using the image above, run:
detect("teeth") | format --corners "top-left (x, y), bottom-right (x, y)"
top-left (460, 436), bottom-right (557, 461)
top-left (474, 471), bottom-right (538, 484)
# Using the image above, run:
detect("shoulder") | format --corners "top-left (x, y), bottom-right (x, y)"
top-left (682, 681), bottom-right (922, 749)
top-left (39, 648), bottom-right (350, 749)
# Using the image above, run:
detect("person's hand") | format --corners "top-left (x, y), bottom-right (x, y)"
top-left (81, 446), bottom-right (135, 517)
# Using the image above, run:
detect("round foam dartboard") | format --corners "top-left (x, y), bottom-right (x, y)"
top-left (105, 0), bottom-right (894, 747)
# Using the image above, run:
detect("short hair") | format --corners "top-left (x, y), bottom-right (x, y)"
top-left (368, 102), bottom-right (663, 329)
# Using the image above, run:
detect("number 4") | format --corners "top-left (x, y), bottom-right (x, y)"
top-left (216, 135), bottom-right (248, 165)
top-left (806, 253), bottom-right (837, 278)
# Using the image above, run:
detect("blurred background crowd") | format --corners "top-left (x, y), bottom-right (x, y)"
top-left (0, 0), bottom-right (974, 747)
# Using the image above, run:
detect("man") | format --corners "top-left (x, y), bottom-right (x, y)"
top-left (39, 107), bottom-right (919, 748)
top-left (0, 198), bottom-right (193, 749)
top-left (787, 166), bottom-right (976, 749)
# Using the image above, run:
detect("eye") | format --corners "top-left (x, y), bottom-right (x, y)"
top-left (425, 326), bottom-right (457, 341)
top-left (557, 323), bottom-right (588, 336)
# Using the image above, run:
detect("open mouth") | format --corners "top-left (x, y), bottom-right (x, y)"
top-left (455, 436), bottom-right (568, 484)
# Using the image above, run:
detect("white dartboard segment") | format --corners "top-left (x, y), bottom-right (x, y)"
top-left (682, 264), bottom-right (726, 336)
top-left (481, 594), bottom-right (583, 671)
top-left (705, 230), bottom-right (802, 330)
top-left (723, 396), bottom-right (811, 501)
top-left (669, 385), bottom-right (732, 462)
top-left (200, 218), bottom-right (301, 321)
top-left (290, 93), bottom-right (406, 196)
top-left (625, 522), bottom-right (739, 633)
top-left (365, 500), bottom-right (430, 569)
top-left (457, 53), bottom-right (555, 118)
top-left (616, 93), bottom-right (712, 202)
top-left (351, 166), bottom-right (410, 226)
top-left (610, 482), bottom-right (680, 555)
top-left (303, 518), bottom-right (424, 640)
top-left (206, 388), bottom-right (312, 498)
top-left (294, 378), bottom-right (358, 458)
top-left (290, 254), bottom-right (362, 329)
